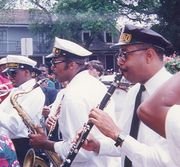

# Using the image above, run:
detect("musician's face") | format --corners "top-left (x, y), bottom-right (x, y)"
top-left (7, 69), bottom-right (30, 87)
top-left (51, 57), bottom-right (70, 82)
top-left (116, 44), bottom-right (149, 84)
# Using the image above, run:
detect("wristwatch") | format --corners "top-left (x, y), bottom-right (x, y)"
top-left (114, 132), bottom-right (127, 147)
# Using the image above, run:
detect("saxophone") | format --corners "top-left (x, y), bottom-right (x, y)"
top-left (10, 79), bottom-right (62, 167)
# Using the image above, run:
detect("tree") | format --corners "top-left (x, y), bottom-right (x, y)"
top-left (124, 0), bottom-right (180, 53)
top-left (152, 0), bottom-right (180, 53)
top-left (52, 0), bottom-right (121, 47)
top-left (24, 0), bottom-right (180, 52)
top-left (27, 0), bottom-right (162, 48)
top-left (28, 0), bottom-right (148, 48)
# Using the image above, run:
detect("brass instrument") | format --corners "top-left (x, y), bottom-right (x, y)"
top-left (10, 79), bottom-right (62, 167)
top-left (48, 92), bottom-right (65, 137)
top-left (23, 149), bottom-right (48, 167)
top-left (0, 82), bottom-right (12, 97)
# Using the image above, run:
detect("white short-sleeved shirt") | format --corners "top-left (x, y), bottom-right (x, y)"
top-left (166, 105), bottom-right (180, 166)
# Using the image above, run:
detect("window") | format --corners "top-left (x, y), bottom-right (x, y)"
top-left (0, 30), bottom-right (7, 41)
top-left (0, 30), bottom-right (7, 53)
top-left (82, 31), bottom-right (91, 43)
top-left (104, 31), bottom-right (113, 43)
top-left (38, 32), bottom-right (48, 52)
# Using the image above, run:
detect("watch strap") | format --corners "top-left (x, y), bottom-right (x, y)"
top-left (114, 132), bottom-right (127, 147)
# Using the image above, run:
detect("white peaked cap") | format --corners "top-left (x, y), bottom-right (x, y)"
top-left (0, 57), bottom-right (7, 65)
top-left (6, 55), bottom-right (37, 67)
top-left (46, 37), bottom-right (92, 58)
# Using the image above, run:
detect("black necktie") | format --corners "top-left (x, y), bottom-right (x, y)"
top-left (124, 85), bottom-right (145, 167)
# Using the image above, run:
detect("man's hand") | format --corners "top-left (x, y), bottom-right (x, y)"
top-left (89, 107), bottom-right (121, 141)
top-left (29, 125), bottom-right (55, 151)
top-left (46, 115), bottom-right (58, 131)
top-left (73, 128), bottom-right (100, 154)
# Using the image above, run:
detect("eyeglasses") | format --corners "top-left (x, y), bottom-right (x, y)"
top-left (51, 59), bottom-right (65, 66)
top-left (117, 48), bottom-right (148, 60)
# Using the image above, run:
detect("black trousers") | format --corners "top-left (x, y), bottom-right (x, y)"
top-left (12, 138), bottom-right (31, 167)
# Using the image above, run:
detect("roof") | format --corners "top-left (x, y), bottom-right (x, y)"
top-left (0, 9), bottom-right (50, 26)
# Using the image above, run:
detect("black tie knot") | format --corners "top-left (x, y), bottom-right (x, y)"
top-left (135, 85), bottom-right (145, 104)
top-left (139, 84), bottom-right (145, 92)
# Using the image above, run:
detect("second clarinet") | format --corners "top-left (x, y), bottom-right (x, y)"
top-left (61, 73), bottom-right (123, 167)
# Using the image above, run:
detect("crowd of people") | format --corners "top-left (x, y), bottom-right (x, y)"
top-left (0, 23), bottom-right (179, 167)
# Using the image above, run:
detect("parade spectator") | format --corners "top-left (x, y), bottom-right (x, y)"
top-left (38, 64), bottom-right (58, 107)
top-left (38, 64), bottom-right (56, 89)
top-left (0, 134), bottom-right (20, 167)
top-left (85, 60), bottom-right (104, 79)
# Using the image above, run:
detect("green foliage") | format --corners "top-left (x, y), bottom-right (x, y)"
top-left (165, 56), bottom-right (180, 74)
top-left (151, 0), bottom-right (180, 53)
top-left (27, 0), bottom-right (129, 48)
top-left (132, 0), bottom-right (180, 53)
top-left (129, 0), bottom-right (160, 13)
top-left (53, 0), bottom-right (121, 45)
top-left (119, 0), bottom-right (180, 53)
top-left (27, 0), bottom-right (180, 53)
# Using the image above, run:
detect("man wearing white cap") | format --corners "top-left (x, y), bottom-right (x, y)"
top-left (29, 37), bottom-right (118, 167)
top-left (0, 55), bottom-right (45, 166)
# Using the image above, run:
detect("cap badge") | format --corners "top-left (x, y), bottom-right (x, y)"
top-left (120, 33), bottom-right (132, 43)
top-left (7, 63), bottom-right (19, 68)
top-left (53, 48), bottom-right (61, 56)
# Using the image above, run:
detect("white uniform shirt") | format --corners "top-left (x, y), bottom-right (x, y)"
top-left (99, 67), bottom-right (176, 167)
top-left (166, 105), bottom-right (180, 166)
top-left (53, 70), bottom-right (118, 167)
top-left (0, 78), bottom-right (45, 139)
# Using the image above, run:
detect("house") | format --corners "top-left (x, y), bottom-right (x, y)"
top-left (0, 9), bottom-right (120, 70)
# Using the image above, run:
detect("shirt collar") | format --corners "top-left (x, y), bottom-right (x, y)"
top-left (144, 67), bottom-right (172, 95)
top-left (18, 78), bottom-right (36, 91)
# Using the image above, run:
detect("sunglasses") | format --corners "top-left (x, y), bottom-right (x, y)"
top-left (7, 69), bottom-right (18, 78)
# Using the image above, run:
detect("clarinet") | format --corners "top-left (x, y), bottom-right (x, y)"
top-left (61, 73), bottom-right (123, 167)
